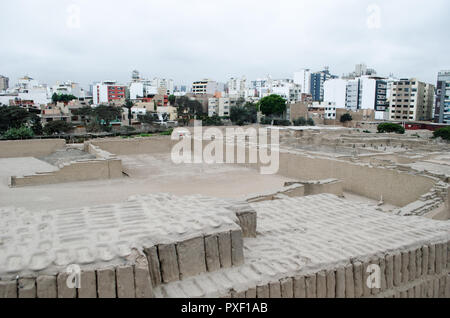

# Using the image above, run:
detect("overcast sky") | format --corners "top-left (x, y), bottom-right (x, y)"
top-left (0, 0), bottom-right (449, 88)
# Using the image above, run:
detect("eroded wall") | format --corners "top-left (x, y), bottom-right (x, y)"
top-left (0, 139), bottom-right (66, 158)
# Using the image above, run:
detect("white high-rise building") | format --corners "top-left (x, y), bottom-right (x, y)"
top-left (294, 69), bottom-right (311, 94)
top-left (192, 79), bottom-right (217, 95)
top-left (227, 76), bottom-right (247, 98)
top-left (324, 78), bottom-right (347, 108)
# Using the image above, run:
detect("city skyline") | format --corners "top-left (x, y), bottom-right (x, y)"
top-left (1, 0), bottom-right (449, 87)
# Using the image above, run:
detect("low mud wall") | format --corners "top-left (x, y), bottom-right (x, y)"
top-left (0, 139), bottom-right (66, 158)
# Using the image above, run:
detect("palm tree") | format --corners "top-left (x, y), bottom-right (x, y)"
top-left (124, 99), bottom-right (134, 126)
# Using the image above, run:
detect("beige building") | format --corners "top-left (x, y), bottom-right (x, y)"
top-left (0, 75), bottom-right (9, 91)
top-left (389, 79), bottom-right (435, 121)
top-left (192, 79), bottom-right (217, 95)
top-left (208, 97), bottom-right (238, 117)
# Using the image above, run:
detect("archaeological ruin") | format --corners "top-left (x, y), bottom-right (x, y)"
top-left (0, 125), bottom-right (449, 298)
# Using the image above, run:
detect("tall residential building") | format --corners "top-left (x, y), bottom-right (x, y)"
top-left (310, 67), bottom-right (337, 101)
top-left (227, 77), bottom-right (247, 98)
top-left (324, 76), bottom-right (387, 117)
top-left (324, 78), bottom-right (347, 108)
top-left (389, 79), bottom-right (435, 122)
top-left (93, 81), bottom-right (126, 105)
top-left (0, 75), bottom-right (9, 91)
top-left (293, 69), bottom-right (311, 94)
top-left (192, 79), bottom-right (217, 95)
top-left (434, 70), bottom-right (450, 123)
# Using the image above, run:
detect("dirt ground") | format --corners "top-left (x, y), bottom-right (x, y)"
top-left (0, 153), bottom-right (294, 211)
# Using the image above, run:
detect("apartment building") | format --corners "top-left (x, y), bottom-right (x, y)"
top-left (293, 69), bottom-right (311, 95)
top-left (227, 77), bottom-right (247, 98)
top-left (324, 76), bottom-right (387, 120)
top-left (434, 70), bottom-right (450, 124)
top-left (192, 79), bottom-right (217, 95)
top-left (0, 75), bottom-right (9, 91)
top-left (208, 97), bottom-right (236, 117)
top-left (389, 79), bottom-right (435, 121)
top-left (93, 81), bottom-right (126, 105)
top-left (310, 67), bottom-right (337, 102)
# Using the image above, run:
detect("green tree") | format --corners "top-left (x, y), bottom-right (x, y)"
top-left (168, 95), bottom-right (176, 105)
top-left (138, 113), bottom-right (159, 125)
top-left (43, 120), bottom-right (74, 135)
top-left (307, 118), bottom-right (315, 126)
top-left (0, 106), bottom-right (34, 133)
top-left (293, 117), bottom-right (307, 126)
top-left (2, 126), bottom-right (34, 140)
top-left (230, 102), bottom-right (257, 126)
top-left (433, 127), bottom-right (450, 141)
top-left (258, 95), bottom-right (286, 117)
top-left (30, 114), bottom-right (43, 135)
top-left (123, 99), bottom-right (134, 126)
top-left (175, 96), bottom-right (204, 126)
top-left (340, 113), bottom-right (353, 123)
top-left (92, 105), bottom-right (123, 131)
top-left (377, 123), bottom-right (405, 134)
top-left (52, 93), bottom-right (78, 104)
top-left (72, 106), bottom-right (94, 127)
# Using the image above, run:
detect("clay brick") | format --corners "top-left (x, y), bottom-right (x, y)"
top-left (435, 243), bottom-right (443, 274)
top-left (144, 246), bottom-right (162, 287)
top-left (78, 270), bottom-right (97, 298)
top-left (231, 291), bottom-right (246, 298)
top-left (422, 246), bottom-right (429, 277)
top-left (336, 268), bottom-right (346, 298)
top-left (134, 255), bottom-right (154, 298)
top-left (293, 276), bottom-right (306, 298)
top-left (393, 253), bottom-right (402, 287)
top-left (245, 287), bottom-right (256, 298)
top-left (439, 276), bottom-right (446, 298)
top-left (414, 284), bottom-right (421, 298)
top-left (379, 257), bottom-right (387, 292)
top-left (409, 250), bottom-right (416, 282)
top-left (353, 262), bottom-right (363, 297)
top-left (18, 278), bottom-right (36, 298)
top-left (316, 271), bottom-right (327, 298)
top-left (326, 270), bottom-right (336, 298)
top-left (445, 275), bottom-right (450, 298)
top-left (280, 278), bottom-right (293, 298)
top-left (345, 264), bottom-right (355, 298)
top-left (235, 210), bottom-right (257, 238)
top-left (57, 272), bottom-right (76, 298)
top-left (158, 243), bottom-right (180, 283)
top-left (177, 237), bottom-right (207, 279)
top-left (36, 276), bottom-right (57, 298)
top-left (269, 281), bottom-right (281, 298)
top-left (0, 280), bottom-right (17, 298)
top-left (385, 255), bottom-right (394, 289)
top-left (204, 235), bottom-right (221, 272)
top-left (305, 274), bottom-right (316, 298)
top-left (218, 232), bottom-right (232, 268)
top-left (256, 284), bottom-right (269, 298)
top-left (362, 262), bottom-right (371, 297)
top-left (96, 268), bottom-right (116, 298)
top-left (401, 252), bottom-right (409, 284)
top-left (428, 244), bottom-right (436, 275)
top-left (116, 265), bottom-right (135, 298)
top-left (231, 230), bottom-right (245, 266)
top-left (416, 248), bottom-right (422, 279)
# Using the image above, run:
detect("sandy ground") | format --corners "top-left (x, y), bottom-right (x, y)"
top-left (0, 154), bottom-right (294, 211)
top-left (0, 157), bottom-right (58, 186)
